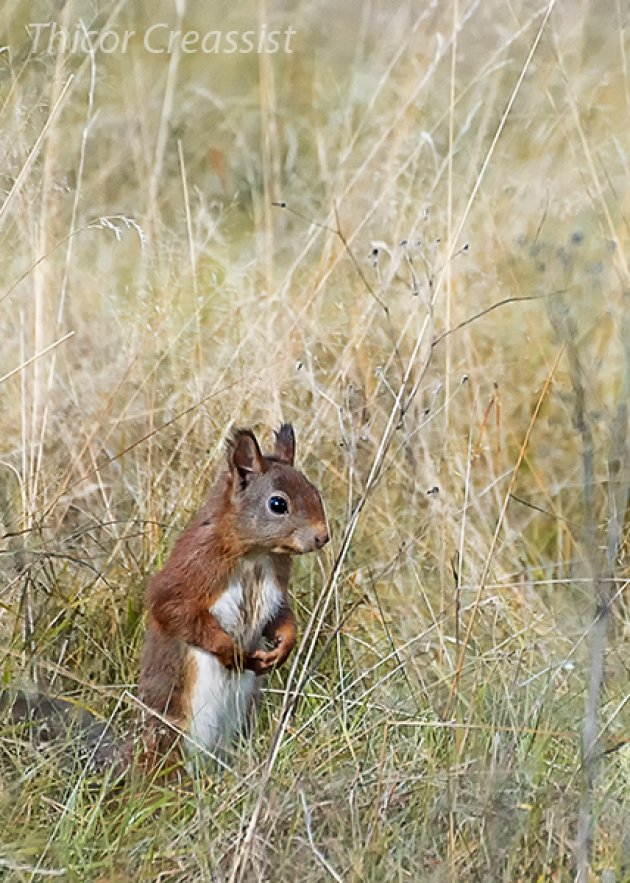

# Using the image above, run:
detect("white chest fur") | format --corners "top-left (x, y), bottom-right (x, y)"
top-left (187, 556), bottom-right (284, 752)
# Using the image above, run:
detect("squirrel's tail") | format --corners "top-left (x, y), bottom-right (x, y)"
top-left (1, 689), bottom-right (125, 773)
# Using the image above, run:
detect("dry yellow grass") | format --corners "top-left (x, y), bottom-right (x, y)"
top-left (0, 0), bottom-right (629, 880)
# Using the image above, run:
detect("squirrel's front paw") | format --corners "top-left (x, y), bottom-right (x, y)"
top-left (213, 639), bottom-right (246, 671)
top-left (246, 647), bottom-right (283, 676)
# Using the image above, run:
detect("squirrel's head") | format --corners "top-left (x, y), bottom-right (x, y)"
top-left (225, 424), bottom-right (330, 556)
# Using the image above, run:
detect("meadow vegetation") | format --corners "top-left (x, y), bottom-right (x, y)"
top-left (0, 0), bottom-right (628, 880)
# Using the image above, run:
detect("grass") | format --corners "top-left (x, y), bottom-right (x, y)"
top-left (0, 0), bottom-right (629, 879)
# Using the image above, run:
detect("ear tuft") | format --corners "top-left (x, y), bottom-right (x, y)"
top-left (274, 423), bottom-right (295, 466)
top-left (227, 429), bottom-right (265, 485)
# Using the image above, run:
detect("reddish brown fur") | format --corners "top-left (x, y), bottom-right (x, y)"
top-left (137, 423), bottom-right (328, 761)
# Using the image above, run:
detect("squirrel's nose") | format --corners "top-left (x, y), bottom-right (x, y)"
top-left (314, 530), bottom-right (330, 549)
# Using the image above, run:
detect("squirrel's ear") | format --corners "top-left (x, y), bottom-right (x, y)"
top-left (228, 429), bottom-right (265, 485)
top-left (274, 423), bottom-right (295, 466)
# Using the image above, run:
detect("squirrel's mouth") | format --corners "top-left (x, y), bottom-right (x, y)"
top-left (271, 540), bottom-right (316, 555)
top-left (271, 543), bottom-right (301, 555)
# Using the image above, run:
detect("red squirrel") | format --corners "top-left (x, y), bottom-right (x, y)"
top-left (137, 423), bottom-right (329, 760)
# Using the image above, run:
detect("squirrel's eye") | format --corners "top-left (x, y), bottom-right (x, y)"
top-left (268, 495), bottom-right (288, 515)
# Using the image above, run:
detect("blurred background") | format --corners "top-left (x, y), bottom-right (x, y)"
top-left (0, 0), bottom-right (628, 879)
